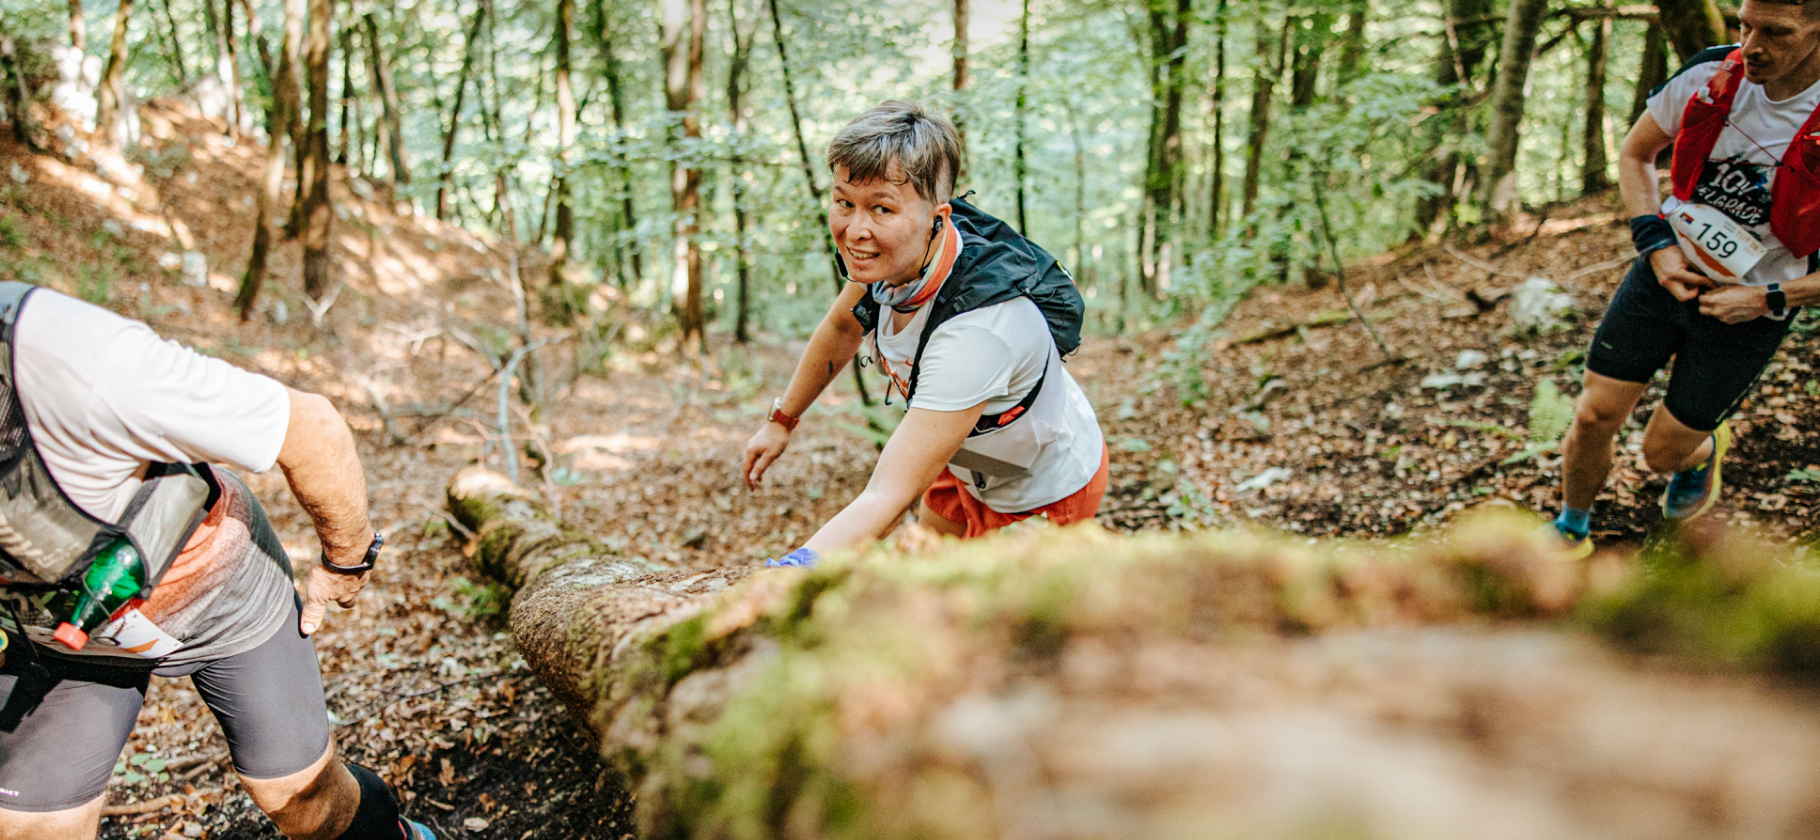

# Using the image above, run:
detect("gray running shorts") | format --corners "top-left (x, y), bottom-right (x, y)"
top-left (0, 596), bottom-right (331, 812)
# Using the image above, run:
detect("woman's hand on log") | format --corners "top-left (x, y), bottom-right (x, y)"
top-left (743, 422), bottom-right (791, 490)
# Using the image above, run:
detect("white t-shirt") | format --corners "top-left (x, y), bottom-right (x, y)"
top-left (1649, 52), bottom-right (1820, 287)
top-left (870, 296), bottom-right (1104, 513)
top-left (13, 290), bottom-right (290, 521)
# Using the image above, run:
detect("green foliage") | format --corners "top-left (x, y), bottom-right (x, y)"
top-left (432, 575), bottom-right (512, 621)
top-left (1452, 379), bottom-right (1574, 465)
top-left (832, 400), bottom-right (902, 449)
top-left (74, 264), bottom-right (114, 305)
top-left (0, 215), bottom-right (25, 250)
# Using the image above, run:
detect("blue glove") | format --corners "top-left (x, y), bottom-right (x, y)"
top-left (765, 547), bottom-right (820, 569)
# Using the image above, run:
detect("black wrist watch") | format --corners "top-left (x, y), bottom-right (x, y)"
top-left (1767, 283), bottom-right (1788, 317)
top-left (321, 531), bottom-right (383, 575)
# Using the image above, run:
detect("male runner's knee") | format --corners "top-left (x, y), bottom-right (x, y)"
top-left (1572, 392), bottom-right (1630, 434)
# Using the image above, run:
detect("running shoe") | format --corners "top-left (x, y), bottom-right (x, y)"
top-left (1662, 422), bottom-right (1732, 522)
top-left (1540, 521), bottom-right (1594, 560)
top-left (403, 819), bottom-right (437, 840)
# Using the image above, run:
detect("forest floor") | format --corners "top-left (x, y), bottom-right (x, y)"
top-left (2, 104), bottom-right (1818, 839)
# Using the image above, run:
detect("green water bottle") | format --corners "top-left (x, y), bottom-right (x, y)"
top-left (51, 537), bottom-right (147, 651)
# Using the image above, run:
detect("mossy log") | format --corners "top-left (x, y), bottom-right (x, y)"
top-left (450, 467), bottom-right (1820, 840)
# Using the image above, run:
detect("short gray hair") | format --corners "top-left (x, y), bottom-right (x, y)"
top-left (1757, 0), bottom-right (1820, 20)
top-left (826, 101), bottom-right (961, 206)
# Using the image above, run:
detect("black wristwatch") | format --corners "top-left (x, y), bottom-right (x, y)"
top-left (321, 531), bottom-right (383, 575)
top-left (1767, 283), bottom-right (1788, 317)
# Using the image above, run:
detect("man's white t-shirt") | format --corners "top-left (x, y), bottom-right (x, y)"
top-left (13, 291), bottom-right (290, 521)
top-left (870, 296), bottom-right (1103, 513)
top-left (1649, 52), bottom-right (1820, 287)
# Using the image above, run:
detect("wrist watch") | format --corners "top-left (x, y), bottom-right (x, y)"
top-left (1767, 282), bottom-right (1788, 317)
top-left (321, 531), bottom-right (383, 575)
top-left (768, 398), bottom-right (800, 432)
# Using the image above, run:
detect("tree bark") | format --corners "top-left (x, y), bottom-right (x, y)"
top-left (1140, 0), bottom-right (1190, 296)
top-left (1654, 0), bottom-right (1724, 62)
top-left (301, 0), bottom-right (334, 302)
top-left (549, 0), bottom-right (576, 289)
top-left (728, 0), bottom-right (756, 344)
top-left (157, 0), bottom-right (189, 85)
top-left (1336, 0), bottom-right (1369, 87)
top-left (1478, 0), bottom-right (1550, 226)
top-left (1581, 17), bottom-right (1612, 195)
top-left (1014, 0), bottom-right (1029, 232)
top-left (204, 0), bottom-right (236, 134)
top-left (1240, 12), bottom-right (1288, 226)
top-left (1207, 0), bottom-right (1227, 241)
top-left (336, 23), bottom-right (353, 166)
top-left (363, 12), bottom-right (408, 188)
top-left (95, 0), bottom-right (134, 139)
top-left (237, 0), bottom-right (302, 320)
top-left (436, 3), bottom-right (486, 222)
top-left (1413, 0), bottom-right (1494, 237)
top-left (663, 0), bottom-right (706, 350)
top-left (592, 0), bottom-right (641, 287)
top-left (953, 0), bottom-right (969, 182)
top-left (1629, 22), bottom-right (1668, 124)
top-left (68, 0), bottom-right (84, 52)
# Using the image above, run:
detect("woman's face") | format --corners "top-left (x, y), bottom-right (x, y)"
top-left (830, 164), bottom-right (944, 287)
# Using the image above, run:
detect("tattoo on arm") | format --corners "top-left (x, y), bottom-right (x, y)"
top-left (828, 361), bottom-right (834, 378)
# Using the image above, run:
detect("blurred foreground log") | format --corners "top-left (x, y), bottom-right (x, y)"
top-left (450, 466), bottom-right (1820, 840)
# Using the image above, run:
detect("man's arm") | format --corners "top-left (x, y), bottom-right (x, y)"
top-left (801, 402), bottom-right (986, 555)
top-left (1619, 112), bottom-right (1718, 301)
top-left (277, 388), bottom-right (374, 636)
top-left (743, 281), bottom-right (872, 489)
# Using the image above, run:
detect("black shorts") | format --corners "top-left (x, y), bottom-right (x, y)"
top-left (1584, 257), bottom-right (1797, 432)
top-left (0, 596), bottom-right (330, 812)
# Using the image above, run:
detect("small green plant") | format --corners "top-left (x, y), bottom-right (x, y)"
top-left (432, 575), bottom-right (511, 620)
top-left (1788, 468), bottom-right (1820, 483)
top-left (833, 400), bottom-right (902, 449)
top-left (75, 265), bottom-right (115, 304)
top-left (0, 215), bottom-right (25, 249)
top-left (1450, 379), bottom-right (1574, 465)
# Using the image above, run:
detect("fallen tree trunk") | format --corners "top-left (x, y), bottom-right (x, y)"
top-left (450, 467), bottom-right (1820, 840)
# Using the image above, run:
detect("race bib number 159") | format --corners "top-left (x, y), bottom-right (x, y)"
top-left (1670, 204), bottom-right (1768, 283)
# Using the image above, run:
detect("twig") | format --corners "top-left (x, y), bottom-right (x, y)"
top-left (1309, 161), bottom-right (1395, 364)
top-left (417, 504), bottom-right (476, 540)
top-left (1565, 252), bottom-right (1637, 283)
top-left (497, 332), bottom-right (571, 483)
top-left (100, 788), bottom-right (222, 817)
top-left (1443, 243), bottom-right (1526, 278)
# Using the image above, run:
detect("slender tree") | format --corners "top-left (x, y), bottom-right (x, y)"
top-left (1207, 0), bottom-right (1227, 240)
top-left (0, 14), bottom-right (37, 150)
top-left (663, 0), bottom-right (707, 349)
top-left (728, 0), bottom-right (757, 343)
top-left (95, 0), bottom-right (135, 138)
top-left (363, 12), bottom-right (408, 187)
top-left (592, 0), bottom-right (642, 286)
top-left (237, 0), bottom-right (303, 319)
top-left (1014, 0), bottom-right (1029, 232)
top-left (204, 0), bottom-right (237, 134)
top-left (1336, 0), bottom-right (1369, 87)
top-left (550, 0), bottom-right (576, 289)
top-left (1413, 0), bottom-right (1494, 236)
top-left (1655, 0), bottom-right (1725, 61)
top-left (337, 24), bottom-right (353, 165)
top-left (1629, 23), bottom-right (1668, 123)
top-left (1582, 17), bottom-right (1612, 194)
top-left (1241, 10), bottom-right (1288, 225)
top-left (953, 0), bottom-right (969, 181)
top-left (436, 3), bottom-right (487, 221)
top-left (68, 0), bottom-right (84, 52)
top-left (1138, 0), bottom-right (1190, 296)
top-left (1479, 0), bottom-right (1550, 225)
top-left (156, 0), bottom-right (189, 84)
top-left (301, 0), bottom-right (335, 301)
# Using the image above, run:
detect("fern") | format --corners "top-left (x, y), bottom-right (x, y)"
top-left (1527, 380), bottom-right (1574, 445)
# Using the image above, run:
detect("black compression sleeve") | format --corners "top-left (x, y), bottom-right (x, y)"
top-left (1630, 214), bottom-right (1677, 258)
top-left (335, 763), bottom-right (408, 840)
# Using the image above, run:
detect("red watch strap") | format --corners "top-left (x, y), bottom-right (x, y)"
top-left (769, 399), bottom-right (800, 432)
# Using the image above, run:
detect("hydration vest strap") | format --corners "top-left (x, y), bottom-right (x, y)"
top-left (969, 357), bottom-right (1048, 438)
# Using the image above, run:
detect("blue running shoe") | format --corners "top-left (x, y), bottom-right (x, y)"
top-left (402, 819), bottom-right (437, 840)
top-left (1663, 422), bottom-right (1731, 521)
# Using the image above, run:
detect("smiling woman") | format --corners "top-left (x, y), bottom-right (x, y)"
top-left (740, 102), bottom-right (1106, 568)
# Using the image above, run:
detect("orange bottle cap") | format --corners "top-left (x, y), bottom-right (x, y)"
top-left (52, 623), bottom-right (89, 650)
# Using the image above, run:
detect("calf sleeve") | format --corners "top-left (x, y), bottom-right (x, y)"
top-left (334, 763), bottom-right (408, 840)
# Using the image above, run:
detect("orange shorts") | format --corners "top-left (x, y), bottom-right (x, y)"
top-left (921, 439), bottom-right (1110, 539)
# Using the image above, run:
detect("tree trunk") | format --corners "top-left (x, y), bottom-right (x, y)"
top-left (1336, 0), bottom-right (1369, 87)
top-left (363, 12), bottom-right (408, 187)
top-left (663, 0), bottom-right (706, 350)
top-left (157, 0), bottom-right (189, 85)
top-left (728, 0), bottom-right (756, 344)
top-left (953, 0), bottom-right (969, 182)
top-left (1240, 12), bottom-right (1288, 226)
top-left (1013, 0), bottom-right (1029, 233)
top-left (594, 0), bottom-right (642, 287)
top-left (550, 0), bottom-right (576, 289)
top-left (1581, 17), bottom-right (1612, 195)
top-left (1478, 0), bottom-right (1550, 226)
top-left (1413, 0), bottom-right (1495, 236)
top-left (0, 16), bottom-right (37, 151)
top-left (436, 3), bottom-right (486, 222)
top-left (1207, 0), bottom-right (1227, 241)
top-left (237, 0), bottom-right (302, 320)
top-left (222, 0), bottom-right (246, 134)
top-left (1288, 11), bottom-right (1333, 109)
top-left (767, 0), bottom-right (874, 407)
top-left (1629, 22), bottom-right (1667, 124)
top-left (1655, 0), bottom-right (1724, 62)
top-left (301, 0), bottom-right (334, 302)
top-left (1140, 0), bottom-right (1190, 297)
top-left (204, 0), bottom-right (236, 134)
top-left (336, 23), bottom-right (353, 166)
top-left (95, 0), bottom-right (134, 139)
top-left (68, 0), bottom-right (84, 52)
top-left (446, 468), bottom-right (1820, 840)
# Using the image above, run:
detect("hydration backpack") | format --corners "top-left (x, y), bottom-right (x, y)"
top-left (850, 196), bottom-right (1084, 430)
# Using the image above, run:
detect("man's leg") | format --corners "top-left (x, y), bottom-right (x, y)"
top-left (1640, 404), bottom-right (1719, 475)
top-left (1560, 371), bottom-right (1650, 513)
top-left (235, 745), bottom-right (360, 840)
top-left (0, 661), bottom-right (150, 840)
top-left (0, 800), bottom-right (102, 840)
